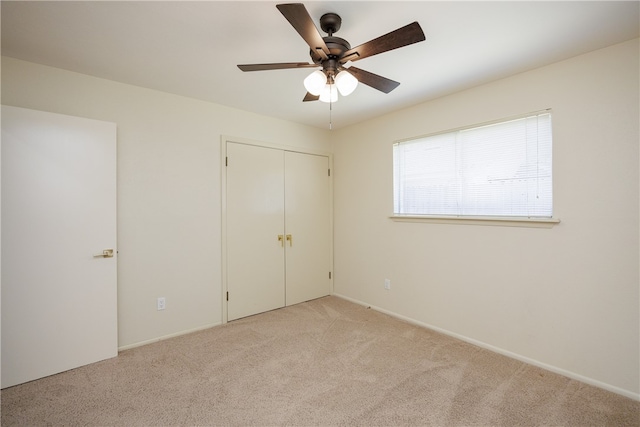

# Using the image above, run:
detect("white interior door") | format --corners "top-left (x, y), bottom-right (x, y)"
top-left (1, 105), bottom-right (118, 388)
top-left (284, 151), bottom-right (331, 306)
top-left (226, 142), bottom-right (285, 321)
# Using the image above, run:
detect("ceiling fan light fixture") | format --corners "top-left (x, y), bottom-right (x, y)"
top-left (303, 70), bottom-right (326, 96)
top-left (335, 70), bottom-right (358, 96)
top-left (238, 4), bottom-right (426, 111)
top-left (319, 84), bottom-right (338, 103)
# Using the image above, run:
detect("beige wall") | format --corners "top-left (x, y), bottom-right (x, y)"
top-left (2, 38), bottom-right (638, 399)
top-left (1, 57), bottom-right (331, 348)
top-left (332, 38), bottom-right (639, 398)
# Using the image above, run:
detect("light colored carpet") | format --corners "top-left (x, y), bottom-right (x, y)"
top-left (1, 296), bottom-right (638, 426)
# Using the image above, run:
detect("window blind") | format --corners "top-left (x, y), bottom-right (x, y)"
top-left (393, 112), bottom-right (552, 218)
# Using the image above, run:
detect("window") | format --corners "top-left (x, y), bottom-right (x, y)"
top-left (393, 111), bottom-right (552, 218)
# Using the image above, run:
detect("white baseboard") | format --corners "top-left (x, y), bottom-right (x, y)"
top-left (118, 322), bottom-right (222, 352)
top-left (332, 293), bottom-right (640, 402)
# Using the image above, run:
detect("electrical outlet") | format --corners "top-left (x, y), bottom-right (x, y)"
top-left (157, 297), bottom-right (166, 311)
top-left (384, 279), bottom-right (391, 290)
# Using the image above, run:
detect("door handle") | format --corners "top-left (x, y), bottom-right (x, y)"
top-left (286, 234), bottom-right (292, 247)
top-left (94, 249), bottom-right (114, 258)
top-left (278, 235), bottom-right (284, 246)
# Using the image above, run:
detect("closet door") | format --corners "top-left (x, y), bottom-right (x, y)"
top-left (226, 142), bottom-right (285, 321)
top-left (284, 151), bottom-right (331, 305)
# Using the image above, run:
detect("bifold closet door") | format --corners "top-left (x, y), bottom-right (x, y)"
top-left (226, 142), bottom-right (285, 321)
top-left (284, 151), bottom-right (331, 306)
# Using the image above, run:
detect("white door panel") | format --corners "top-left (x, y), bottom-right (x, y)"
top-left (285, 152), bottom-right (331, 305)
top-left (1, 106), bottom-right (117, 388)
top-left (226, 142), bottom-right (285, 321)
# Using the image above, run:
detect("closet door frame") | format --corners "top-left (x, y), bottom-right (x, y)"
top-left (220, 135), bottom-right (333, 324)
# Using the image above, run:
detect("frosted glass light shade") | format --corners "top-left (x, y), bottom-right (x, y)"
top-left (319, 84), bottom-right (338, 103)
top-left (303, 70), bottom-right (326, 96)
top-left (335, 71), bottom-right (358, 96)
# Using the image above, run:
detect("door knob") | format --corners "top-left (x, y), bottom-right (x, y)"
top-left (94, 249), bottom-right (114, 258)
top-left (277, 235), bottom-right (284, 246)
top-left (286, 234), bottom-right (292, 247)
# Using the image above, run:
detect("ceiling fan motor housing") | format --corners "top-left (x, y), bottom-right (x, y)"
top-left (309, 12), bottom-right (351, 77)
top-left (310, 36), bottom-right (351, 66)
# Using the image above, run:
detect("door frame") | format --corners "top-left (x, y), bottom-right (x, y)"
top-left (220, 135), bottom-right (333, 323)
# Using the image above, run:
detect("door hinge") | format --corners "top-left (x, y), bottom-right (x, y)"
top-left (329, 271), bottom-right (332, 279)
top-left (226, 291), bottom-right (229, 301)
top-left (226, 157), bottom-right (228, 166)
top-left (328, 169), bottom-right (331, 176)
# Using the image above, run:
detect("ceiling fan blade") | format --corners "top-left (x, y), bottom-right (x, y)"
top-left (344, 66), bottom-right (400, 94)
top-left (276, 3), bottom-right (330, 59)
top-left (238, 62), bottom-right (318, 72)
top-left (303, 92), bottom-right (320, 102)
top-left (341, 22), bottom-right (425, 63)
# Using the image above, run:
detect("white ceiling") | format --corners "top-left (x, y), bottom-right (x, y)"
top-left (2, 1), bottom-right (638, 130)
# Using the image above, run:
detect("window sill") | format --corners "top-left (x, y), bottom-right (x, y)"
top-left (389, 215), bottom-right (560, 228)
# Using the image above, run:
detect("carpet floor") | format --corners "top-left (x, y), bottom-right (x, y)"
top-left (1, 295), bottom-right (638, 426)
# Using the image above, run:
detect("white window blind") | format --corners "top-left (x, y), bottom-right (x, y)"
top-left (393, 112), bottom-right (552, 218)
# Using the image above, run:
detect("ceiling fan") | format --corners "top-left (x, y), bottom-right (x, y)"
top-left (237, 3), bottom-right (426, 103)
